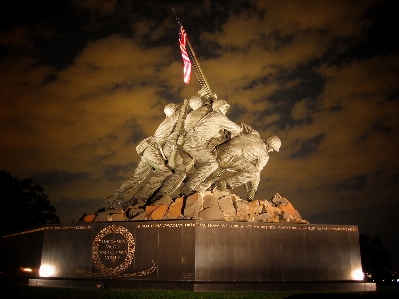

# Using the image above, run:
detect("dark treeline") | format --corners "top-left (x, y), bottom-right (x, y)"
top-left (0, 170), bottom-right (60, 238)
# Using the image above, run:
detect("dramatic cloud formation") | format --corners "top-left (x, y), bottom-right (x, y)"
top-left (1, 0), bottom-right (398, 268)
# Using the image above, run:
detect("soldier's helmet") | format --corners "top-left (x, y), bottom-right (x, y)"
top-left (209, 93), bottom-right (217, 101)
top-left (212, 99), bottom-right (230, 113)
top-left (188, 96), bottom-right (203, 111)
top-left (265, 135), bottom-right (281, 152)
top-left (198, 87), bottom-right (207, 98)
top-left (164, 103), bottom-right (178, 117)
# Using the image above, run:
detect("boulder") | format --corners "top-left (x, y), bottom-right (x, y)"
top-left (103, 208), bottom-right (124, 215)
top-left (129, 211), bottom-right (145, 221)
top-left (165, 196), bottom-right (184, 219)
top-left (125, 207), bottom-right (145, 218)
top-left (94, 209), bottom-right (125, 222)
top-left (198, 207), bottom-right (224, 220)
top-left (234, 199), bottom-right (248, 221)
top-left (203, 195), bottom-right (219, 209)
top-left (280, 211), bottom-right (294, 221)
top-left (218, 196), bottom-right (236, 217)
top-left (183, 193), bottom-right (203, 218)
top-left (258, 199), bottom-right (273, 213)
top-left (277, 202), bottom-right (302, 220)
top-left (83, 214), bottom-right (96, 223)
top-left (254, 213), bottom-right (271, 222)
top-left (145, 205), bottom-right (159, 216)
top-left (271, 193), bottom-right (289, 205)
top-left (153, 195), bottom-right (173, 206)
top-left (210, 189), bottom-right (230, 198)
top-left (265, 205), bottom-right (280, 220)
top-left (117, 191), bottom-right (308, 224)
top-left (147, 205), bottom-right (168, 220)
top-left (246, 200), bottom-right (260, 217)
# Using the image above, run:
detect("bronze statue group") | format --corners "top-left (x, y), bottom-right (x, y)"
top-left (105, 89), bottom-right (281, 211)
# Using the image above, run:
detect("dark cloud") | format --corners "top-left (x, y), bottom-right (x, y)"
top-left (329, 175), bottom-right (368, 193)
top-left (33, 170), bottom-right (89, 187)
top-left (290, 134), bottom-right (325, 158)
top-left (127, 126), bottom-right (146, 144)
top-left (104, 162), bottom-right (137, 180)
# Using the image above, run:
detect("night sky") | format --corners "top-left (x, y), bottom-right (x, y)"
top-left (1, 1), bottom-right (398, 270)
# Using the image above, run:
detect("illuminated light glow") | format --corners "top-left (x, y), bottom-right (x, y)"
top-left (39, 264), bottom-right (55, 277)
top-left (352, 269), bottom-right (364, 280)
top-left (21, 267), bottom-right (32, 272)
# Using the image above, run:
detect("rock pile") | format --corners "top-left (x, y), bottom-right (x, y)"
top-left (85, 191), bottom-right (308, 224)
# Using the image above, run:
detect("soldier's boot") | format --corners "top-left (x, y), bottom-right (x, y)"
top-left (179, 186), bottom-right (195, 197)
top-left (247, 189), bottom-right (256, 201)
top-left (105, 195), bottom-right (120, 210)
top-left (216, 180), bottom-right (229, 192)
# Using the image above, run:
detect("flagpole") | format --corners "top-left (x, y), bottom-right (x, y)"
top-left (172, 9), bottom-right (213, 97)
top-left (186, 39), bottom-right (213, 96)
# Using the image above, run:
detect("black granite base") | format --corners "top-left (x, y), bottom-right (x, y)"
top-left (28, 278), bottom-right (376, 292)
top-left (1, 220), bottom-right (376, 292)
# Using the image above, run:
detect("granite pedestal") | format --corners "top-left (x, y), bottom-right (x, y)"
top-left (0, 220), bottom-right (375, 292)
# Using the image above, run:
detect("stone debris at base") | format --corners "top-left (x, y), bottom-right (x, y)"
top-left (84, 192), bottom-right (308, 224)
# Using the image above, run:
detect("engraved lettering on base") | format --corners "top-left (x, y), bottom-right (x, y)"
top-left (75, 224), bottom-right (157, 277)
top-left (92, 225), bottom-right (135, 276)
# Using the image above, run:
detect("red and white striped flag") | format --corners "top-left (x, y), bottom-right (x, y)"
top-left (176, 16), bottom-right (192, 84)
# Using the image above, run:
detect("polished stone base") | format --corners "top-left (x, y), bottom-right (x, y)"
top-left (28, 278), bottom-right (376, 292)
top-left (1, 220), bottom-right (376, 292)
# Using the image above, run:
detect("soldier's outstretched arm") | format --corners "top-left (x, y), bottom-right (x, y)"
top-left (219, 114), bottom-right (242, 138)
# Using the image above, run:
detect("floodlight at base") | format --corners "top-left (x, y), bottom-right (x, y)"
top-left (39, 264), bottom-right (55, 277)
top-left (21, 267), bottom-right (33, 272)
top-left (352, 269), bottom-right (364, 280)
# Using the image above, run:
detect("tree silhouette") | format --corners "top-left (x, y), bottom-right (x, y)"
top-left (0, 170), bottom-right (60, 237)
top-left (359, 233), bottom-right (392, 283)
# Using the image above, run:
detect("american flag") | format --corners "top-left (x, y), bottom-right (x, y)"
top-left (176, 16), bottom-right (192, 84)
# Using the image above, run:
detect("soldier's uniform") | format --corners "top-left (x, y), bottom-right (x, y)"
top-left (181, 110), bottom-right (241, 194)
top-left (105, 109), bottom-right (179, 208)
top-left (213, 131), bottom-right (269, 200)
top-left (153, 101), bottom-right (212, 198)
